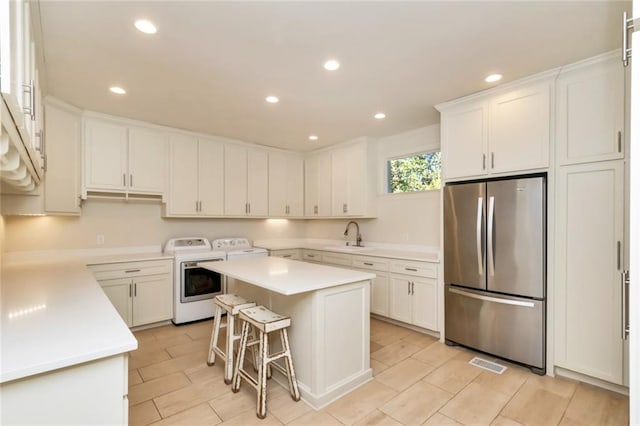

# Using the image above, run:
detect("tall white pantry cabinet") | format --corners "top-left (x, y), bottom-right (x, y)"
top-left (553, 53), bottom-right (629, 386)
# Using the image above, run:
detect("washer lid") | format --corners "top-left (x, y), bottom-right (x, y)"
top-left (164, 237), bottom-right (212, 254)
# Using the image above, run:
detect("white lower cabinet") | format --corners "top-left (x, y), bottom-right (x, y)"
top-left (89, 259), bottom-right (173, 328)
top-left (555, 160), bottom-right (627, 385)
top-left (389, 275), bottom-right (438, 330)
top-left (369, 272), bottom-right (390, 317)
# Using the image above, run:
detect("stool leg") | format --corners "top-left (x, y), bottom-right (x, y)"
top-left (224, 312), bottom-right (235, 385)
top-left (281, 329), bottom-right (300, 401)
top-left (207, 304), bottom-right (222, 366)
top-left (256, 330), bottom-right (268, 419)
top-left (232, 321), bottom-right (250, 393)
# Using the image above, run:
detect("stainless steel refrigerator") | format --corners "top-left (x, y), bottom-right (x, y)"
top-left (443, 175), bottom-right (546, 374)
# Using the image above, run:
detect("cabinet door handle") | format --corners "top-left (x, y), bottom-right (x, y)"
top-left (407, 281), bottom-right (410, 295)
top-left (411, 281), bottom-right (415, 295)
top-left (248, 203), bottom-right (251, 214)
top-left (125, 269), bottom-right (141, 273)
top-left (343, 203), bottom-right (348, 214)
top-left (314, 205), bottom-right (318, 215)
top-left (405, 267), bottom-right (418, 272)
top-left (482, 154), bottom-right (486, 170)
top-left (618, 131), bottom-right (622, 153)
top-left (130, 174), bottom-right (133, 187)
top-left (364, 262), bottom-right (374, 266)
top-left (123, 174), bottom-right (126, 186)
top-left (134, 283), bottom-right (137, 297)
top-left (129, 284), bottom-right (132, 298)
top-left (617, 241), bottom-right (622, 270)
top-left (491, 152), bottom-right (495, 169)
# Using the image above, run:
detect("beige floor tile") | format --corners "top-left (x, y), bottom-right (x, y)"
top-left (150, 402), bottom-right (222, 426)
top-left (166, 339), bottom-right (210, 358)
top-left (401, 331), bottom-right (438, 349)
top-left (560, 383), bottom-right (629, 425)
top-left (129, 372), bottom-right (192, 406)
top-left (371, 340), bottom-right (422, 366)
top-left (208, 385), bottom-right (257, 421)
top-left (411, 342), bottom-right (461, 368)
top-left (184, 362), bottom-right (226, 384)
top-left (129, 348), bottom-right (172, 370)
top-left (139, 349), bottom-right (208, 381)
top-left (218, 409), bottom-right (283, 425)
top-left (129, 400), bottom-right (161, 426)
top-left (153, 377), bottom-right (230, 418)
top-left (134, 334), bottom-right (193, 354)
top-left (353, 409), bottom-right (402, 426)
top-left (371, 359), bottom-right (391, 377)
top-left (422, 412), bottom-right (462, 426)
top-left (423, 359), bottom-right (482, 394)
top-left (186, 321), bottom-right (217, 341)
top-left (490, 416), bottom-right (524, 426)
top-left (130, 369), bottom-right (144, 386)
top-left (325, 380), bottom-right (398, 424)
top-left (381, 381), bottom-right (452, 426)
top-left (500, 376), bottom-right (577, 426)
top-left (151, 324), bottom-right (189, 340)
top-left (371, 341), bottom-right (384, 353)
top-left (134, 328), bottom-right (160, 343)
top-left (371, 326), bottom-right (412, 346)
top-left (288, 410), bottom-right (343, 426)
top-left (471, 364), bottom-right (528, 397)
top-left (268, 392), bottom-right (313, 424)
top-left (440, 382), bottom-right (510, 426)
top-left (375, 358), bottom-right (435, 392)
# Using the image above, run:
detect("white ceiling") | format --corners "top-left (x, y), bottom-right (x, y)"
top-left (38, 1), bottom-right (630, 152)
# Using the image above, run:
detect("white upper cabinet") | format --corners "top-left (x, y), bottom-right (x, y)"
top-left (440, 99), bottom-right (489, 180)
top-left (83, 118), bottom-right (168, 197)
top-left (489, 82), bottom-right (550, 174)
top-left (438, 75), bottom-right (552, 181)
top-left (304, 151), bottom-right (332, 217)
top-left (556, 53), bottom-right (624, 165)
top-left (128, 127), bottom-right (168, 194)
top-left (268, 152), bottom-right (304, 217)
top-left (166, 134), bottom-right (224, 217)
top-left (225, 144), bottom-right (268, 216)
top-left (330, 140), bottom-right (375, 217)
top-left (84, 119), bottom-right (128, 191)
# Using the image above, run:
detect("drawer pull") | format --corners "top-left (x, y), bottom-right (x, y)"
top-left (405, 267), bottom-right (418, 272)
top-left (125, 269), bottom-right (141, 273)
top-left (307, 254), bottom-right (316, 258)
top-left (282, 255), bottom-right (292, 258)
top-left (364, 262), bottom-right (374, 266)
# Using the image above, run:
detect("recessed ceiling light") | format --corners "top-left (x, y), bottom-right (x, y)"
top-left (324, 59), bottom-right (340, 71)
top-left (308, 135), bottom-right (319, 141)
top-left (485, 73), bottom-right (503, 83)
top-left (374, 112), bottom-right (386, 120)
top-left (134, 19), bottom-right (157, 34)
top-left (109, 86), bottom-right (126, 95)
top-left (265, 96), bottom-right (279, 104)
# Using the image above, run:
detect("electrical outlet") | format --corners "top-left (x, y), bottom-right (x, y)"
top-left (96, 235), bottom-right (105, 245)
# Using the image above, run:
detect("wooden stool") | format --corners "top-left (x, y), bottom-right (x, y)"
top-left (207, 294), bottom-right (256, 384)
top-left (232, 305), bottom-right (300, 419)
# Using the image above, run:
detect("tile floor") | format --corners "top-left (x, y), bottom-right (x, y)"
top-left (128, 318), bottom-right (629, 426)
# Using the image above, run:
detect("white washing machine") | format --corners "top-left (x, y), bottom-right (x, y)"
top-left (211, 238), bottom-right (268, 294)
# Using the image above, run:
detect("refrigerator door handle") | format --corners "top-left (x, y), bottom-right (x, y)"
top-left (448, 287), bottom-right (535, 308)
top-left (488, 195), bottom-right (495, 277)
top-left (476, 197), bottom-right (484, 275)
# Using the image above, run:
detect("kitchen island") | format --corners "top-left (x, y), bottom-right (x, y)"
top-left (200, 256), bottom-right (376, 409)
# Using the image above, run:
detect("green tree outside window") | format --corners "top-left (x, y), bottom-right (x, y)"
top-left (387, 151), bottom-right (441, 193)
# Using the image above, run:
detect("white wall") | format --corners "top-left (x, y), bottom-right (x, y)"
top-left (3, 124), bottom-right (441, 252)
top-left (3, 199), bottom-right (306, 252)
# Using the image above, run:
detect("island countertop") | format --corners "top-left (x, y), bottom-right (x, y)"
top-left (199, 256), bottom-right (376, 296)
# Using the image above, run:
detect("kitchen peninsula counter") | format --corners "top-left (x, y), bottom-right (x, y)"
top-left (200, 256), bottom-right (375, 409)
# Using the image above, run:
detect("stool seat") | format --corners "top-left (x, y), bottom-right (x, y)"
top-left (233, 305), bottom-right (300, 419)
top-left (239, 306), bottom-right (291, 333)
top-left (207, 294), bottom-right (256, 384)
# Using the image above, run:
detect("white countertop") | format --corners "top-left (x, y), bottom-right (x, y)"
top-left (200, 256), bottom-right (376, 295)
top-left (253, 239), bottom-right (440, 262)
top-left (0, 260), bottom-right (138, 383)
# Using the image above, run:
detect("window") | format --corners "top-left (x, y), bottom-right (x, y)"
top-left (387, 151), bottom-right (441, 193)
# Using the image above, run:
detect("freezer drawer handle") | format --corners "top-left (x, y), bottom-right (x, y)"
top-left (448, 287), bottom-right (535, 308)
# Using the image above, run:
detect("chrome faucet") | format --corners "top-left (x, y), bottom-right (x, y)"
top-left (344, 221), bottom-right (363, 247)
